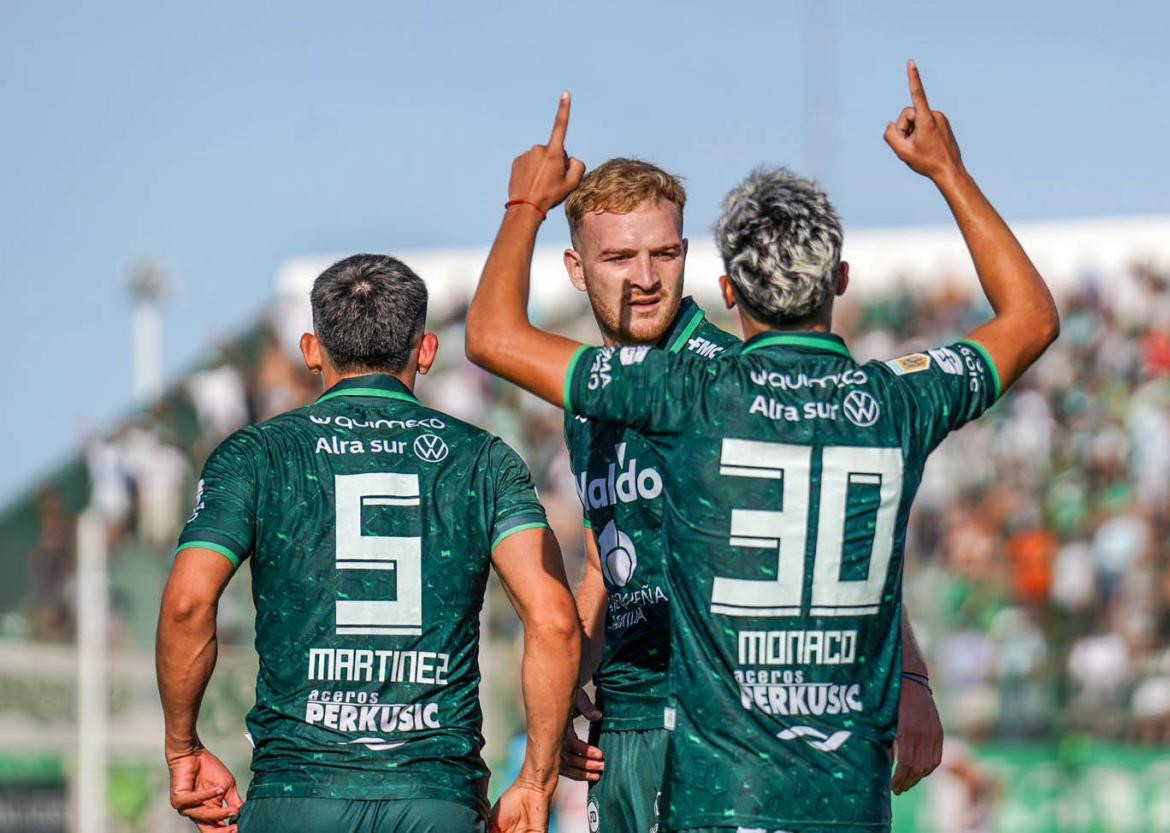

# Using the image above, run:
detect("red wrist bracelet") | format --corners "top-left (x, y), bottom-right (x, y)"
top-left (505, 199), bottom-right (547, 220)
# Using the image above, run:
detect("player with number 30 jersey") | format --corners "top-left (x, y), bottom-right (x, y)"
top-left (466, 63), bottom-right (1059, 831)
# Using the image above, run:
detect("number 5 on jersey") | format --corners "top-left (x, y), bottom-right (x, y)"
top-left (334, 472), bottom-right (423, 636)
top-left (712, 439), bottom-right (904, 618)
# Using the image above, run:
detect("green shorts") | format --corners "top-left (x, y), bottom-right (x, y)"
top-left (238, 796), bottom-right (485, 833)
top-left (586, 726), bottom-right (668, 833)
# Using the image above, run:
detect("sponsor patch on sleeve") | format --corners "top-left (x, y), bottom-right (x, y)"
top-left (928, 347), bottom-right (964, 376)
top-left (884, 353), bottom-right (931, 376)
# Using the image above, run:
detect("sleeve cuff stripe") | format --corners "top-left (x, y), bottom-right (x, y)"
top-left (959, 339), bottom-right (1002, 400)
top-left (176, 540), bottom-right (241, 568)
top-left (582, 518), bottom-right (592, 530)
top-left (491, 522), bottom-right (550, 551)
top-left (563, 345), bottom-right (590, 414)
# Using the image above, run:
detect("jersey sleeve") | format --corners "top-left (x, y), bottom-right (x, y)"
top-left (878, 340), bottom-right (1002, 452)
top-left (563, 345), bottom-right (709, 435)
top-left (176, 428), bottom-right (262, 568)
top-left (485, 438), bottom-right (550, 550)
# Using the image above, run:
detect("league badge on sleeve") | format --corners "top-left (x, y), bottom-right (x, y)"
top-left (884, 353), bottom-right (931, 375)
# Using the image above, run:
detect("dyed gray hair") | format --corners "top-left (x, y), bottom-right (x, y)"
top-left (714, 167), bottom-right (842, 324)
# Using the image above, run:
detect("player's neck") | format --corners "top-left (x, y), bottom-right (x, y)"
top-left (736, 305), bottom-right (834, 341)
top-left (320, 367), bottom-right (416, 393)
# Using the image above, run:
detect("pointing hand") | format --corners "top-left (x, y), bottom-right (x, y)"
top-left (883, 61), bottom-right (964, 182)
top-left (508, 92), bottom-right (587, 215)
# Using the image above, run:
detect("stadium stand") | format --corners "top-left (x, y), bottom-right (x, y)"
top-left (1, 217), bottom-right (1168, 831)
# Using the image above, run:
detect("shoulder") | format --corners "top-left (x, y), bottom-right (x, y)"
top-left (680, 314), bottom-right (741, 360)
top-left (210, 422), bottom-right (267, 458)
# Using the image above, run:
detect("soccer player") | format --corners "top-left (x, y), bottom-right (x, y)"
top-left (156, 254), bottom-right (580, 833)
top-left (465, 61), bottom-right (1059, 833)
top-left (554, 159), bottom-right (943, 832)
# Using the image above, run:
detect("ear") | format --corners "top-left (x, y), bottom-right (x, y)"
top-left (719, 276), bottom-right (737, 310)
top-left (300, 333), bottom-right (325, 375)
top-left (836, 261), bottom-right (850, 296)
top-left (564, 248), bottom-right (587, 292)
top-left (416, 332), bottom-right (439, 375)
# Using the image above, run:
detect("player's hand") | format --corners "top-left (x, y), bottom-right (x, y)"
top-left (883, 60), bottom-right (964, 183)
top-left (167, 745), bottom-right (244, 831)
top-left (508, 92), bottom-right (586, 214)
top-left (891, 678), bottom-right (943, 795)
top-left (560, 689), bottom-right (605, 782)
top-left (490, 781), bottom-right (552, 833)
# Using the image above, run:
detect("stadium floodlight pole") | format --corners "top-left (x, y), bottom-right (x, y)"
top-left (128, 259), bottom-right (169, 401)
top-left (76, 508), bottom-right (109, 833)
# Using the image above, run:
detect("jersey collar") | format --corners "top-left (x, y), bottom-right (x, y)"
top-left (657, 296), bottom-right (707, 353)
top-left (316, 374), bottom-right (420, 405)
top-left (740, 330), bottom-right (853, 359)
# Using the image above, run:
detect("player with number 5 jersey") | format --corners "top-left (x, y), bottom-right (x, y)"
top-left (157, 254), bottom-right (580, 833)
top-left (466, 64), bottom-right (1059, 832)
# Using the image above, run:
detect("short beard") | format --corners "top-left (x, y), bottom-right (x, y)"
top-left (586, 285), bottom-right (682, 347)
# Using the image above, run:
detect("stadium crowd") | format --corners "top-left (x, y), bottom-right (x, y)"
top-left (14, 258), bottom-right (1170, 748)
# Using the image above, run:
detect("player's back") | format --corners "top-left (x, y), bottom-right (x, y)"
top-left (563, 332), bottom-right (999, 831)
top-left (177, 374), bottom-right (548, 814)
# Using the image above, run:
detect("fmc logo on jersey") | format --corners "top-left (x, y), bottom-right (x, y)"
top-left (842, 391), bottom-right (880, 427)
top-left (413, 434), bottom-right (449, 463)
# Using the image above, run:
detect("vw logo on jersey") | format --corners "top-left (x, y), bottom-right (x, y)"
top-left (843, 391), bottom-right (880, 427)
top-left (598, 520), bottom-right (637, 587)
top-left (413, 433), bottom-right (449, 463)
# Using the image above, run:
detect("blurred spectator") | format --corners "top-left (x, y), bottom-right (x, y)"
top-left (186, 356), bottom-right (249, 451)
top-left (26, 488), bottom-right (75, 640)
top-left (9, 255), bottom-right (1170, 749)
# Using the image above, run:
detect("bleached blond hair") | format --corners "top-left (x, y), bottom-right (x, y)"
top-left (714, 167), bottom-right (842, 324)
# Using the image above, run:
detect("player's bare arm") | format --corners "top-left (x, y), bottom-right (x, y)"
top-left (465, 93), bottom-right (588, 406)
top-left (885, 60), bottom-right (1059, 390)
top-left (156, 550), bottom-right (244, 832)
top-left (561, 532), bottom-right (607, 782)
top-left (892, 612), bottom-right (943, 795)
top-left (490, 526), bottom-right (581, 832)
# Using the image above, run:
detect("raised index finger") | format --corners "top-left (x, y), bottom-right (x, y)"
top-left (907, 60), bottom-right (930, 114)
top-left (549, 91), bottom-right (571, 149)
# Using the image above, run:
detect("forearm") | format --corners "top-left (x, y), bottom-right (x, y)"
top-left (934, 166), bottom-right (1059, 383)
top-left (465, 210), bottom-right (582, 405)
top-left (518, 616), bottom-right (581, 792)
top-left (576, 584), bottom-right (607, 687)
top-left (900, 610), bottom-right (930, 679)
top-left (156, 599), bottom-right (219, 757)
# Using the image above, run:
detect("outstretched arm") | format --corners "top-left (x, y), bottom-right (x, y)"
top-left (465, 93), bottom-right (588, 407)
top-left (884, 61), bottom-right (1059, 391)
top-left (156, 550), bottom-right (244, 831)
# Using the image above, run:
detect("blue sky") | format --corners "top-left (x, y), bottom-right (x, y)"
top-left (1, 0), bottom-right (1167, 502)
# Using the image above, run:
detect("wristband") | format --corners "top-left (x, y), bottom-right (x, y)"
top-left (902, 672), bottom-right (932, 694)
top-left (505, 199), bottom-right (547, 220)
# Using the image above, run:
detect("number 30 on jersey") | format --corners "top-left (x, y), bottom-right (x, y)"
top-left (712, 439), bottom-right (904, 618)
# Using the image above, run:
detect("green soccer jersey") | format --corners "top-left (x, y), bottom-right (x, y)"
top-left (176, 374), bottom-right (548, 817)
top-left (564, 298), bottom-right (739, 730)
top-left (563, 333), bottom-right (1001, 832)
